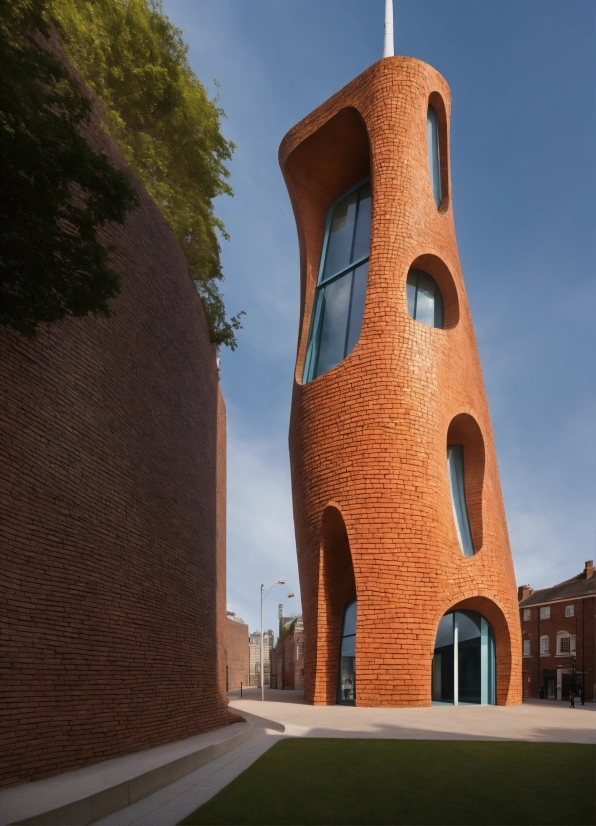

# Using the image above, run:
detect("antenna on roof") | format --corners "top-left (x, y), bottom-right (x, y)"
top-left (383, 0), bottom-right (394, 58)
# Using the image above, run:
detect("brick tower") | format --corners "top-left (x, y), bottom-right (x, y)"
top-left (280, 56), bottom-right (522, 706)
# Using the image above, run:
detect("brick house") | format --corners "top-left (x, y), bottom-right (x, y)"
top-left (518, 561), bottom-right (595, 702)
top-left (270, 617), bottom-right (305, 690)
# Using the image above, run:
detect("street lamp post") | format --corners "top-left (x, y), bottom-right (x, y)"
top-left (260, 580), bottom-right (291, 701)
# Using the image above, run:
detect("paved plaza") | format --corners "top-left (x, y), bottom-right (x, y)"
top-left (90, 689), bottom-right (594, 825)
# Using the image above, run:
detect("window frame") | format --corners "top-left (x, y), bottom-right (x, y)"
top-left (337, 598), bottom-right (357, 706)
top-left (303, 177), bottom-right (371, 384)
top-left (522, 608), bottom-right (531, 622)
top-left (565, 604), bottom-right (574, 617)
top-left (540, 635), bottom-right (550, 656)
top-left (523, 639), bottom-right (531, 657)
top-left (539, 606), bottom-right (550, 620)
top-left (427, 104), bottom-right (442, 208)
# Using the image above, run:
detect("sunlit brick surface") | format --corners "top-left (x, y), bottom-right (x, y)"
top-left (280, 57), bottom-right (522, 707)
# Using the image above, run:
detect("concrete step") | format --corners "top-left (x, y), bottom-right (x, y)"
top-left (0, 721), bottom-right (253, 826)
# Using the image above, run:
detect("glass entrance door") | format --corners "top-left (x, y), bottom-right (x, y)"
top-left (432, 610), bottom-right (495, 705)
top-left (338, 600), bottom-right (356, 704)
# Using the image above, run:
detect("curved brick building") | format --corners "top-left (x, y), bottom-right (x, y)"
top-left (280, 56), bottom-right (522, 707)
top-left (0, 44), bottom-right (236, 788)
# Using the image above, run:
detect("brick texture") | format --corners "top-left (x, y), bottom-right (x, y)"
top-left (280, 57), bottom-right (522, 707)
top-left (226, 618), bottom-right (249, 691)
top-left (0, 40), bottom-right (236, 788)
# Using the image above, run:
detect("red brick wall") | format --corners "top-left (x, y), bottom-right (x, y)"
top-left (226, 619), bottom-right (249, 690)
top-left (281, 57), bottom-right (522, 707)
top-left (520, 596), bottom-right (596, 700)
top-left (0, 43), bottom-right (235, 788)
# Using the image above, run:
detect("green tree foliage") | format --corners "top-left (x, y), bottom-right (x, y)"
top-left (51, 0), bottom-right (243, 349)
top-left (0, 0), bottom-right (137, 337)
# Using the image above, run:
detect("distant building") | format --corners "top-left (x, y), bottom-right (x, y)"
top-left (270, 616), bottom-right (305, 691)
top-left (249, 629), bottom-right (274, 686)
top-left (519, 561), bottom-right (595, 702)
top-left (226, 612), bottom-right (249, 691)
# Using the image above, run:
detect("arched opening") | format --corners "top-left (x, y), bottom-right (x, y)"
top-left (318, 505), bottom-right (356, 705)
top-left (447, 414), bottom-right (485, 555)
top-left (407, 269), bottom-right (444, 329)
top-left (408, 254), bottom-right (459, 329)
top-left (282, 107), bottom-right (371, 385)
top-left (432, 610), bottom-right (495, 705)
top-left (428, 91), bottom-right (449, 212)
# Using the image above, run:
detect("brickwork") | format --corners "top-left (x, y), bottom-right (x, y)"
top-left (226, 616), bottom-right (249, 690)
top-left (280, 57), bottom-right (522, 707)
top-left (0, 41), bottom-right (236, 788)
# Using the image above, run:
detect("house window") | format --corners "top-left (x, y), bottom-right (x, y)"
top-left (565, 604), bottom-right (574, 617)
top-left (407, 270), bottom-right (444, 328)
top-left (523, 640), bottom-right (531, 657)
top-left (523, 609), bottom-right (531, 621)
top-left (447, 444), bottom-right (474, 557)
top-left (556, 632), bottom-right (576, 655)
top-left (427, 105), bottom-right (442, 208)
top-left (303, 179), bottom-right (371, 383)
top-left (539, 606), bottom-right (550, 620)
top-left (540, 635), bottom-right (549, 655)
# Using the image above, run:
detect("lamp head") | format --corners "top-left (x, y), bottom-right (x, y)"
top-left (277, 579), bottom-right (286, 585)
top-left (287, 592), bottom-right (295, 598)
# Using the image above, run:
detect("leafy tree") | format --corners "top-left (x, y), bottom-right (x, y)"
top-left (0, 0), bottom-right (138, 338)
top-left (51, 0), bottom-right (243, 349)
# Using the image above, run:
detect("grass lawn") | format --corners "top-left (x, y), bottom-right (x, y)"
top-left (179, 739), bottom-right (595, 825)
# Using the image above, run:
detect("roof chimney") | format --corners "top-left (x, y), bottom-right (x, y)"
top-left (585, 560), bottom-right (594, 579)
top-left (518, 584), bottom-right (533, 602)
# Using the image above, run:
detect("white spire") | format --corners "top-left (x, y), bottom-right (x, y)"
top-left (383, 0), bottom-right (394, 58)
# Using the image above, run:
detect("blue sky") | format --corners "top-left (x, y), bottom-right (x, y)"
top-left (160, 0), bottom-right (595, 634)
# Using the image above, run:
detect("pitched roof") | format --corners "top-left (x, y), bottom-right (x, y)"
top-left (519, 570), bottom-right (596, 607)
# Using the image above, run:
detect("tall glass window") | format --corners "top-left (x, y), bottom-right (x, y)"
top-left (303, 180), bottom-right (371, 383)
top-left (447, 444), bottom-right (474, 557)
top-left (337, 599), bottom-right (356, 704)
top-left (427, 105), bottom-right (442, 208)
top-left (432, 610), bottom-right (495, 705)
top-left (407, 269), bottom-right (444, 328)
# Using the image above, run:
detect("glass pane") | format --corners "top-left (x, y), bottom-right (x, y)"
top-left (458, 633), bottom-right (481, 704)
top-left (314, 271), bottom-right (353, 378)
top-left (339, 657), bottom-right (355, 702)
top-left (406, 270), bottom-right (418, 319)
top-left (352, 184), bottom-right (371, 263)
top-left (323, 190), bottom-right (358, 280)
top-left (427, 106), bottom-right (442, 208)
top-left (343, 600), bottom-right (357, 636)
top-left (457, 610), bottom-right (481, 643)
top-left (414, 272), bottom-right (436, 327)
top-left (435, 613), bottom-right (453, 650)
top-left (302, 289), bottom-right (324, 383)
top-left (341, 634), bottom-right (355, 657)
top-left (447, 445), bottom-right (475, 557)
top-left (345, 261), bottom-right (368, 356)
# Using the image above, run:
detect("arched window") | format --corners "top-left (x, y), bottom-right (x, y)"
top-left (447, 445), bottom-right (474, 557)
top-left (407, 269), bottom-right (444, 328)
top-left (303, 180), bottom-right (371, 383)
top-left (337, 599), bottom-right (356, 704)
top-left (432, 610), bottom-right (495, 705)
top-left (427, 105), bottom-right (442, 208)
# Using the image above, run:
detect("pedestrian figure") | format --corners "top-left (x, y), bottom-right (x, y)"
top-left (569, 689), bottom-right (575, 708)
top-left (580, 687), bottom-right (585, 706)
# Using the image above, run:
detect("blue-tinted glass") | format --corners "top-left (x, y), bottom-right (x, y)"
top-left (343, 600), bottom-right (357, 636)
top-left (345, 261), bottom-right (368, 355)
top-left (456, 610), bottom-right (481, 642)
top-left (435, 613), bottom-right (453, 650)
top-left (407, 270), bottom-right (444, 329)
top-left (323, 190), bottom-right (358, 280)
top-left (427, 106), bottom-right (442, 208)
top-left (406, 271), bottom-right (417, 318)
top-left (352, 184), bottom-right (371, 263)
top-left (341, 635), bottom-right (355, 657)
top-left (314, 271), bottom-right (353, 378)
top-left (447, 445), bottom-right (474, 557)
